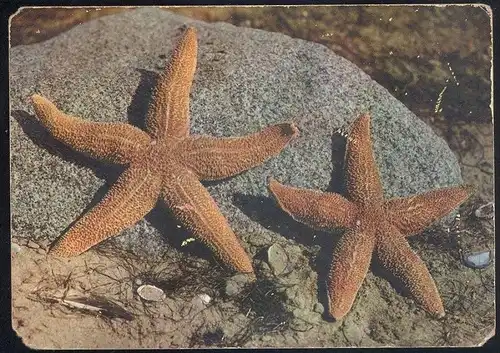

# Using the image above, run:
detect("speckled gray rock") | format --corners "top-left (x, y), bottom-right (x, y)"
top-left (10, 8), bottom-right (467, 346)
top-left (10, 7), bottom-right (463, 255)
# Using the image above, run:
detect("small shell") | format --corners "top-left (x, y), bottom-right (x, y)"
top-left (463, 250), bottom-right (492, 269)
top-left (137, 284), bottom-right (165, 302)
top-left (197, 293), bottom-right (212, 305)
top-left (474, 202), bottom-right (494, 219)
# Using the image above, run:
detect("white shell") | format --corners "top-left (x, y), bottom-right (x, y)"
top-left (197, 293), bottom-right (212, 305)
top-left (137, 284), bottom-right (165, 302)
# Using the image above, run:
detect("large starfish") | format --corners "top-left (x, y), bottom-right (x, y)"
top-left (30, 27), bottom-right (299, 274)
top-left (268, 114), bottom-right (473, 319)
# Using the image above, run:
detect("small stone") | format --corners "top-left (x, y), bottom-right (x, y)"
top-left (313, 302), bottom-right (324, 314)
top-left (26, 240), bottom-right (40, 249)
top-left (285, 286), bottom-right (311, 309)
top-left (225, 273), bottom-right (252, 297)
top-left (257, 260), bottom-right (271, 274)
top-left (463, 250), bottom-right (492, 269)
top-left (475, 202), bottom-right (494, 219)
top-left (247, 232), bottom-right (271, 246)
top-left (170, 333), bottom-right (184, 347)
top-left (137, 284), bottom-right (165, 302)
top-left (267, 243), bottom-right (288, 276)
top-left (260, 335), bottom-right (272, 342)
top-left (342, 323), bottom-right (364, 345)
top-left (11, 243), bottom-right (22, 253)
top-left (290, 315), bottom-right (316, 331)
top-left (291, 307), bottom-right (320, 327)
top-left (188, 294), bottom-right (212, 314)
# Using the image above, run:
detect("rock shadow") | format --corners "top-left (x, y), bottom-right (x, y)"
top-left (127, 68), bottom-right (158, 130)
top-left (11, 109), bottom-right (124, 183)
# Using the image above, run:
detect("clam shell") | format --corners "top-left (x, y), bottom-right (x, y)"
top-left (137, 284), bottom-right (165, 302)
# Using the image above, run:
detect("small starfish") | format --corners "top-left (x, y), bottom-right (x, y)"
top-left (268, 113), bottom-right (473, 319)
top-left (30, 27), bottom-right (299, 274)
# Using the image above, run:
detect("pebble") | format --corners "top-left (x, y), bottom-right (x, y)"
top-left (286, 287), bottom-right (309, 309)
top-left (342, 323), bottom-right (364, 345)
top-left (225, 273), bottom-right (253, 297)
top-left (292, 307), bottom-right (320, 325)
top-left (247, 232), bottom-right (271, 246)
top-left (260, 335), bottom-right (272, 342)
top-left (313, 302), bottom-right (325, 314)
top-left (11, 243), bottom-right (22, 253)
top-left (26, 240), bottom-right (40, 249)
top-left (463, 250), bottom-right (492, 269)
top-left (188, 294), bottom-right (212, 314)
top-left (475, 202), bottom-right (494, 219)
top-left (267, 243), bottom-right (288, 276)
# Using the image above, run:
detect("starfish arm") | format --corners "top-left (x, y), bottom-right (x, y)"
top-left (178, 123), bottom-right (299, 180)
top-left (384, 184), bottom-right (474, 237)
top-left (268, 177), bottom-right (358, 229)
top-left (145, 27), bottom-right (197, 140)
top-left (49, 164), bottom-right (162, 257)
top-left (375, 225), bottom-right (445, 317)
top-left (327, 228), bottom-right (376, 320)
top-left (32, 94), bottom-right (151, 164)
top-left (161, 165), bottom-right (254, 273)
top-left (345, 114), bottom-right (384, 205)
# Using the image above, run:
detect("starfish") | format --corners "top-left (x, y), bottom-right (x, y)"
top-left (268, 114), bottom-right (473, 320)
top-left (30, 27), bottom-right (299, 274)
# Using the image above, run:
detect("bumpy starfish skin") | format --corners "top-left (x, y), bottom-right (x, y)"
top-left (31, 27), bottom-right (299, 274)
top-left (268, 114), bottom-right (473, 319)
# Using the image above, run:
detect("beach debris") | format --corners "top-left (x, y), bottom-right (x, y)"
top-left (474, 202), bottom-right (494, 220)
top-left (61, 295), bottom-right (134, 321)
top-left (29, 288), bottom-right (134, 321)
top-left (137, 284), bottom-right (166, 302)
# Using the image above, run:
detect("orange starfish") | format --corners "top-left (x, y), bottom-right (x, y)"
top-left (31, 27), bottom-right (299, 274)
top-left (268, 114), bottom-right (473, 319)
